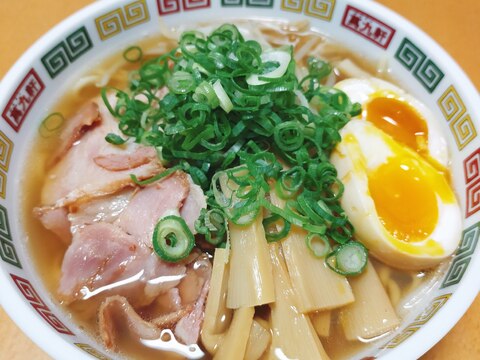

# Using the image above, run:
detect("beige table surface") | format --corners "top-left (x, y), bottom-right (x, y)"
top-left (0, 1), bottom-right (479, 359)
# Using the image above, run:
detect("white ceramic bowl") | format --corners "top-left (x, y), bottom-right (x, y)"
top-left (0, 0), bottom-right (479, 359)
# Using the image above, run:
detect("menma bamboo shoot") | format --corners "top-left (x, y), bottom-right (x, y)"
top-left (213, 307), bottom-right (255, 360)
top-left (270, 192), bottom-right (354, 312)
top-left (269, 243), bottom-right (331, 360)
top-left (245, 319), bottom-right (271, 360)
top-left (340, 261), bottom-right (400, 341)
top-left (227, 215), bottom-right (275, 309)
top-left (311, 311), bottom-right (331, 337)
top-left (201, 248), bottom-right (232, 355)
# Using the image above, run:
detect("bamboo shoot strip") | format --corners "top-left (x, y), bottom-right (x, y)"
top-left (340, 261), bottom-right (400, 341)
top-left (270, 191), bottom-right (354, 312)
top-left (282, 226), bottom-right (355, 312)
top-left (311, 311), bottom-right (331, 338)
top-left (269, 243), bottom-right (331, 360)
top-left (213, 307), bottom-right (255, 360)
top-left (227, 214), bottom-right (275, 309)
top-left (245, 319), bottom-right (271, 360)
top-left (201, 248), bottom-right (232, 355)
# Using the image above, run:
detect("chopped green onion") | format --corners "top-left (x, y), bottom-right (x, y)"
top-left (152, 215), bottom-right (194, 262)
top-left (102, 23), bottom-right (367, 273)
top-left (246, 49), bottom-right (292, 86)
top-left (274, 121), bottom-right (304, 152)
top-left (326, 242), bottom-right (368, 276)
top-left (212, 80), bottom-right (233, 113)
top-left (263, 213), bottom-right (291, 243)
top-left (167, 71), bottom-right (196, 94)
top-left (211, 171), bottom-right (233, 208)
top-left (229, 199), bottom-right (261, 225)
top-left (123, 46), bottom-right (143, 63)
top-left (275, 166), bottom-right (305, 199)
top-left (193, 81), bottom-right (219, 108)
top-left (305, 233), bottom-right (330, 258)
top-left (130, 165), bottom-right (184, 186)
top-left (39, 112), bottom-right (65, 138)
top-left (105, 133), bottom-right (127, 145)
top-left (195, 208), bottom-right (227, 246)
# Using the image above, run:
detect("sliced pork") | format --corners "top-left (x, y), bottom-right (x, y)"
top-left (34, 206), bottom-right (71, 244)
top-left (180, 175), bottom-right (207, 233)
top-left (98, 253), bottom-right (212, 350)
top-left (68, 189), bottom-right (134, 233)
top-left (59, 222), bottom-right (138, 302)
top-left (68, 172), bottom-right (203, 236)
top-left (49, 101), bottom-right (101, 167)
top-left (57, 171), bottom-right (207, 307)
top-left (94, 146), bottom-right (157, 171)
top-left (174, 253), bottom-right (212, 345)
top-left (98, 296), bottom-right (193, 351)
top-left (99, 296), bottom-right (160, 350)
top-left (58, 222), bottom-right (187, 306)
top-left (116, 171), bottom-right (190, 246)
top-left (41, 98), bottom-right (163, 208)
top-left (35, 95), bottom-right (211, 354)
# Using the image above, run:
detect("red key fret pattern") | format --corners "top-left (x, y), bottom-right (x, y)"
top-left (10, 274), bottom-right (74, 335)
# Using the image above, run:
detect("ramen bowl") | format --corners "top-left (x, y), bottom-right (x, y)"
top-left (0, 0), bottom-right (479, 359)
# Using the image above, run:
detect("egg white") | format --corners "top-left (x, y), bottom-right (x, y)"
top-left (331, 120), bottom-right (462, 270)
top-left (335, 78), bottom-right (449, 169)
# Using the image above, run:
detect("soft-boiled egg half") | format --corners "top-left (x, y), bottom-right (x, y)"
top-left (330, 120), bottom-right (462, 270)
top-left (335, 78), bottom-right (449, 169)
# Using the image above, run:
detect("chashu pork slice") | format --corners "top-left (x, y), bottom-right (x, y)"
top-left (37, 170), bottom-right (205, 246)
top-left (58, 221), bottom-right (187, 307)
top-left (98, 253), bottom-right (212, 350)
top-left (49, 101), bottom-right (102, 167)
top-left (41, 97), bottom-right (163, 208)
top-left (33, 206), bottom-right (71, 244)
top-left (110, 171), bottom-right (206, 241)
top-left (115, 171), bottom-right (190, 247)
top-left (58, 172), bottom-right (205, 306)
top-left (68, 188), bottom-right (134, 233)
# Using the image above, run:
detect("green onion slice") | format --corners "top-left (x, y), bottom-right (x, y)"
top-left (305, 232), bottom-right (330, 258)
top-left (167, 71), bottom-right (196, 94)
top-left (246, 49), bottom-right (291, 86)
top-left (152, 215), bottom-right (194, 262)
top-left (105, 133), bottom-right (127, 145)
top-left (326, 241), bottom-right (368, 276)
top-left (212, 80), bottom-right (233, 113)
top-left (263, 213), bottom-right (291, 243)
top-left (276, 166), bottom-right (305, 199)
top-left (195, 208), bottom-right (227, 246)
top-left (130, 165), bottom-right (183, 186)
top-left (193, 81), bottom-right (219, 108)
top-left (40, 112), bottom-right (65, 138)
top-left (123, 46), bottom-right (143, 63)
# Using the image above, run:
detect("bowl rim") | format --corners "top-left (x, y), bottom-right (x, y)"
top-left (0, 0), bottom-right (479, 359)
top-left (0, 3), bottom-right (132, 360)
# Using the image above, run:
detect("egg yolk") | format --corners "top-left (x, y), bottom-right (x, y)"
top-left (365, 97), bottom-right (428, 154)
top-left (368, 156), bottom-right (438, 242)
